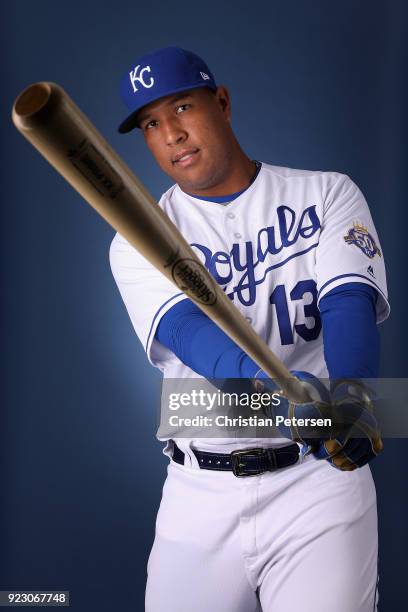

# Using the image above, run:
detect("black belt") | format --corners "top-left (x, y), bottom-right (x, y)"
top-left (172, 443), bottom-right (300, 477)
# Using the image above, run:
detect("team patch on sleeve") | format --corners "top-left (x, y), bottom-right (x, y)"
top-left (343, 221), bottom-right (381, 259)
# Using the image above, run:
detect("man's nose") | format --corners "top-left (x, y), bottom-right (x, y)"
top-left (162, 119), bottom-right (187, 146)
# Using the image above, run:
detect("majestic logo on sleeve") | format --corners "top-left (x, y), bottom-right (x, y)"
top-left (190, 205), bottom-right (321, 306)
top-left (129, 65), bottom-right (154, 92)
top-left (344, 221), bottom-right (381, 259)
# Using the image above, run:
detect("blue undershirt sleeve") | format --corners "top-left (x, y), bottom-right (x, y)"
top-left (319, 282), bottom-right (379, 379)
top-left (155, 282), bottom-right (380, 380)
top-left (155, 298), bottom-right (259, 378)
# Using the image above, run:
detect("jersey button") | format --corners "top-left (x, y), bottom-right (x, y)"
top-left (227, 212), bottom-right (235, 219)
top-left (245, 317), bottom-right (252, 323)
top-left (234, 232), bottom-right (242, 238)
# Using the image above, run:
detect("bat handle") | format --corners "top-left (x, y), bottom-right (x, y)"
top-left (272, 376), bottom-right (314, 404)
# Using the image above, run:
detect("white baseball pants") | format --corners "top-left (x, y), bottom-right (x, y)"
top-left (145, 448), bottom-right (379, 612)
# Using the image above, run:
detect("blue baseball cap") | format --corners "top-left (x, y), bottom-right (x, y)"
top-left (118, 46), bottom-right (217, 133)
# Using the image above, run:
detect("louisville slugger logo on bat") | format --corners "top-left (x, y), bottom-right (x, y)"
top-left (171, 258), bottom-right (217, 305)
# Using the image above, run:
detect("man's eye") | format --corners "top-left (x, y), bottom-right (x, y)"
top-left (176, 103), bottom-right (191, 114)
top-left (145, 120), bottom-right (158, 130)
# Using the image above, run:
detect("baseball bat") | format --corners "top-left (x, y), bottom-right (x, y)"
top-left (12, 82), bottom-right (311, 404)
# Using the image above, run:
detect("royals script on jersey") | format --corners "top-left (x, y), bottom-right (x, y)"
top-left (109, 163), bottom-right (390, 450)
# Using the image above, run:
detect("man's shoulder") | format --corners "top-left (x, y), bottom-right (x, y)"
top-left (260, 161), bottom-right (346, 184)
top-left (109, 229), bottom-right (149, 272)
top-left (109, 230), bottom-right (131, 252)
top-left (158, 183), bottom-right (179, 205)
top-left (108, 181), bottom-right (183, 273)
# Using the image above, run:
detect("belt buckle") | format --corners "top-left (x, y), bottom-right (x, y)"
top-left (230, 447), bottom-right (269, 477)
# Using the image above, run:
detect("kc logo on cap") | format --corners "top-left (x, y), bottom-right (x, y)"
top-left (129, 65), bottom-right (155, 93)
top-left (118, 46), bottom-right (217, 134)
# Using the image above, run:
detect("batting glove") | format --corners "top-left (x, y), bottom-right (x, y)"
top-left (254, 371), bottom-right (383, 471)
top-left (312, 379), bottom-right (384, 471)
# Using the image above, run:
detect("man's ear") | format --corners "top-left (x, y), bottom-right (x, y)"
top-left (214, 86), bottom-right (231, 120)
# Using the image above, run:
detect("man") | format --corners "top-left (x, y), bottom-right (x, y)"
top-left (110, 46), bottom-right (389, 611)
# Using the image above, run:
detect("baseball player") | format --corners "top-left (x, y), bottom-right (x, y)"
top-left (109, 47), bottom-right (390, 611)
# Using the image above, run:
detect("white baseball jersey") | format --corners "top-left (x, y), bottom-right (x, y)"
top-left (109, 162), bottom-right (390, 456)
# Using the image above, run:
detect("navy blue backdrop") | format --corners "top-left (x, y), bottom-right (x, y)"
top-left (2, 0), bottom-right (407, 609)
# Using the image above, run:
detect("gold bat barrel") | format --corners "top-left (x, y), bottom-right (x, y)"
top-left (12, 82), bottom-right (311, 404)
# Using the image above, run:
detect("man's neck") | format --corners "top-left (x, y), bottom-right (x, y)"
top-left (181, 154), bottom-right (258, 198)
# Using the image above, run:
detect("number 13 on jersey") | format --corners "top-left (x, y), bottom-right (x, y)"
top-left (269, 279), bottom-right (321, 345)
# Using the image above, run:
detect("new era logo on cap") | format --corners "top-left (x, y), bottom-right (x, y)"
top-left (118, 46), bottom-right (217, 133)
